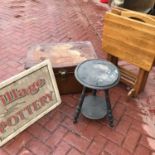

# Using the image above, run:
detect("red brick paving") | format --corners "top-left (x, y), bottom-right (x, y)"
top-left (0, 0), bottom-right (155, 154)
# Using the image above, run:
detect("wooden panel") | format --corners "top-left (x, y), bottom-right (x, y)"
top-left (104, 19), bottom-right (155, 47)
top-left (112, 7), bottom-right (155, 20)
top-left (121, 11), bottom-right (155, 25)
top-left (112, 7), bottom-right (155, 21)
top-left (102, 12), bottom-right (155, 71)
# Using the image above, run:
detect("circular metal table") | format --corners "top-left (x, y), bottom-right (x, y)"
top-left (73, 59), bottom-right (120, 127)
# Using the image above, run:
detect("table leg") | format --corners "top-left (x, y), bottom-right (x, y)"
top-left (105, 90), bottom-right (114, 127)
top-left (73, 87), bottom-right (86, 123)
top-left (133, 69), bottom-right (149, 97)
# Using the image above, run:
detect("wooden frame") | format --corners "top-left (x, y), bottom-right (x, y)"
top-left (0, 60), bottom-right (61, 146)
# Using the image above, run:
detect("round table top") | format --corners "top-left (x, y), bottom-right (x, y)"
top-left (75, 59), bottom-right (120, 89)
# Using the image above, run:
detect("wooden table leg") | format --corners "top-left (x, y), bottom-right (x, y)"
top-left (107, 54), bottom-right (151, 97)
top-left (132, 69), bottom-right (149, 97)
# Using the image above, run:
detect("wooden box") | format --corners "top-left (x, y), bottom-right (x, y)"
top-left (25, 41), bottom-right (97, 94)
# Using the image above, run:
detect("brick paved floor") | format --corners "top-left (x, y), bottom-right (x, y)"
top-left (0, 0), bottom-right (155, 155)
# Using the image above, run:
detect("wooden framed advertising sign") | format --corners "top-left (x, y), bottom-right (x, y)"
top-left (0, 60), bottom-right (61, 146)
